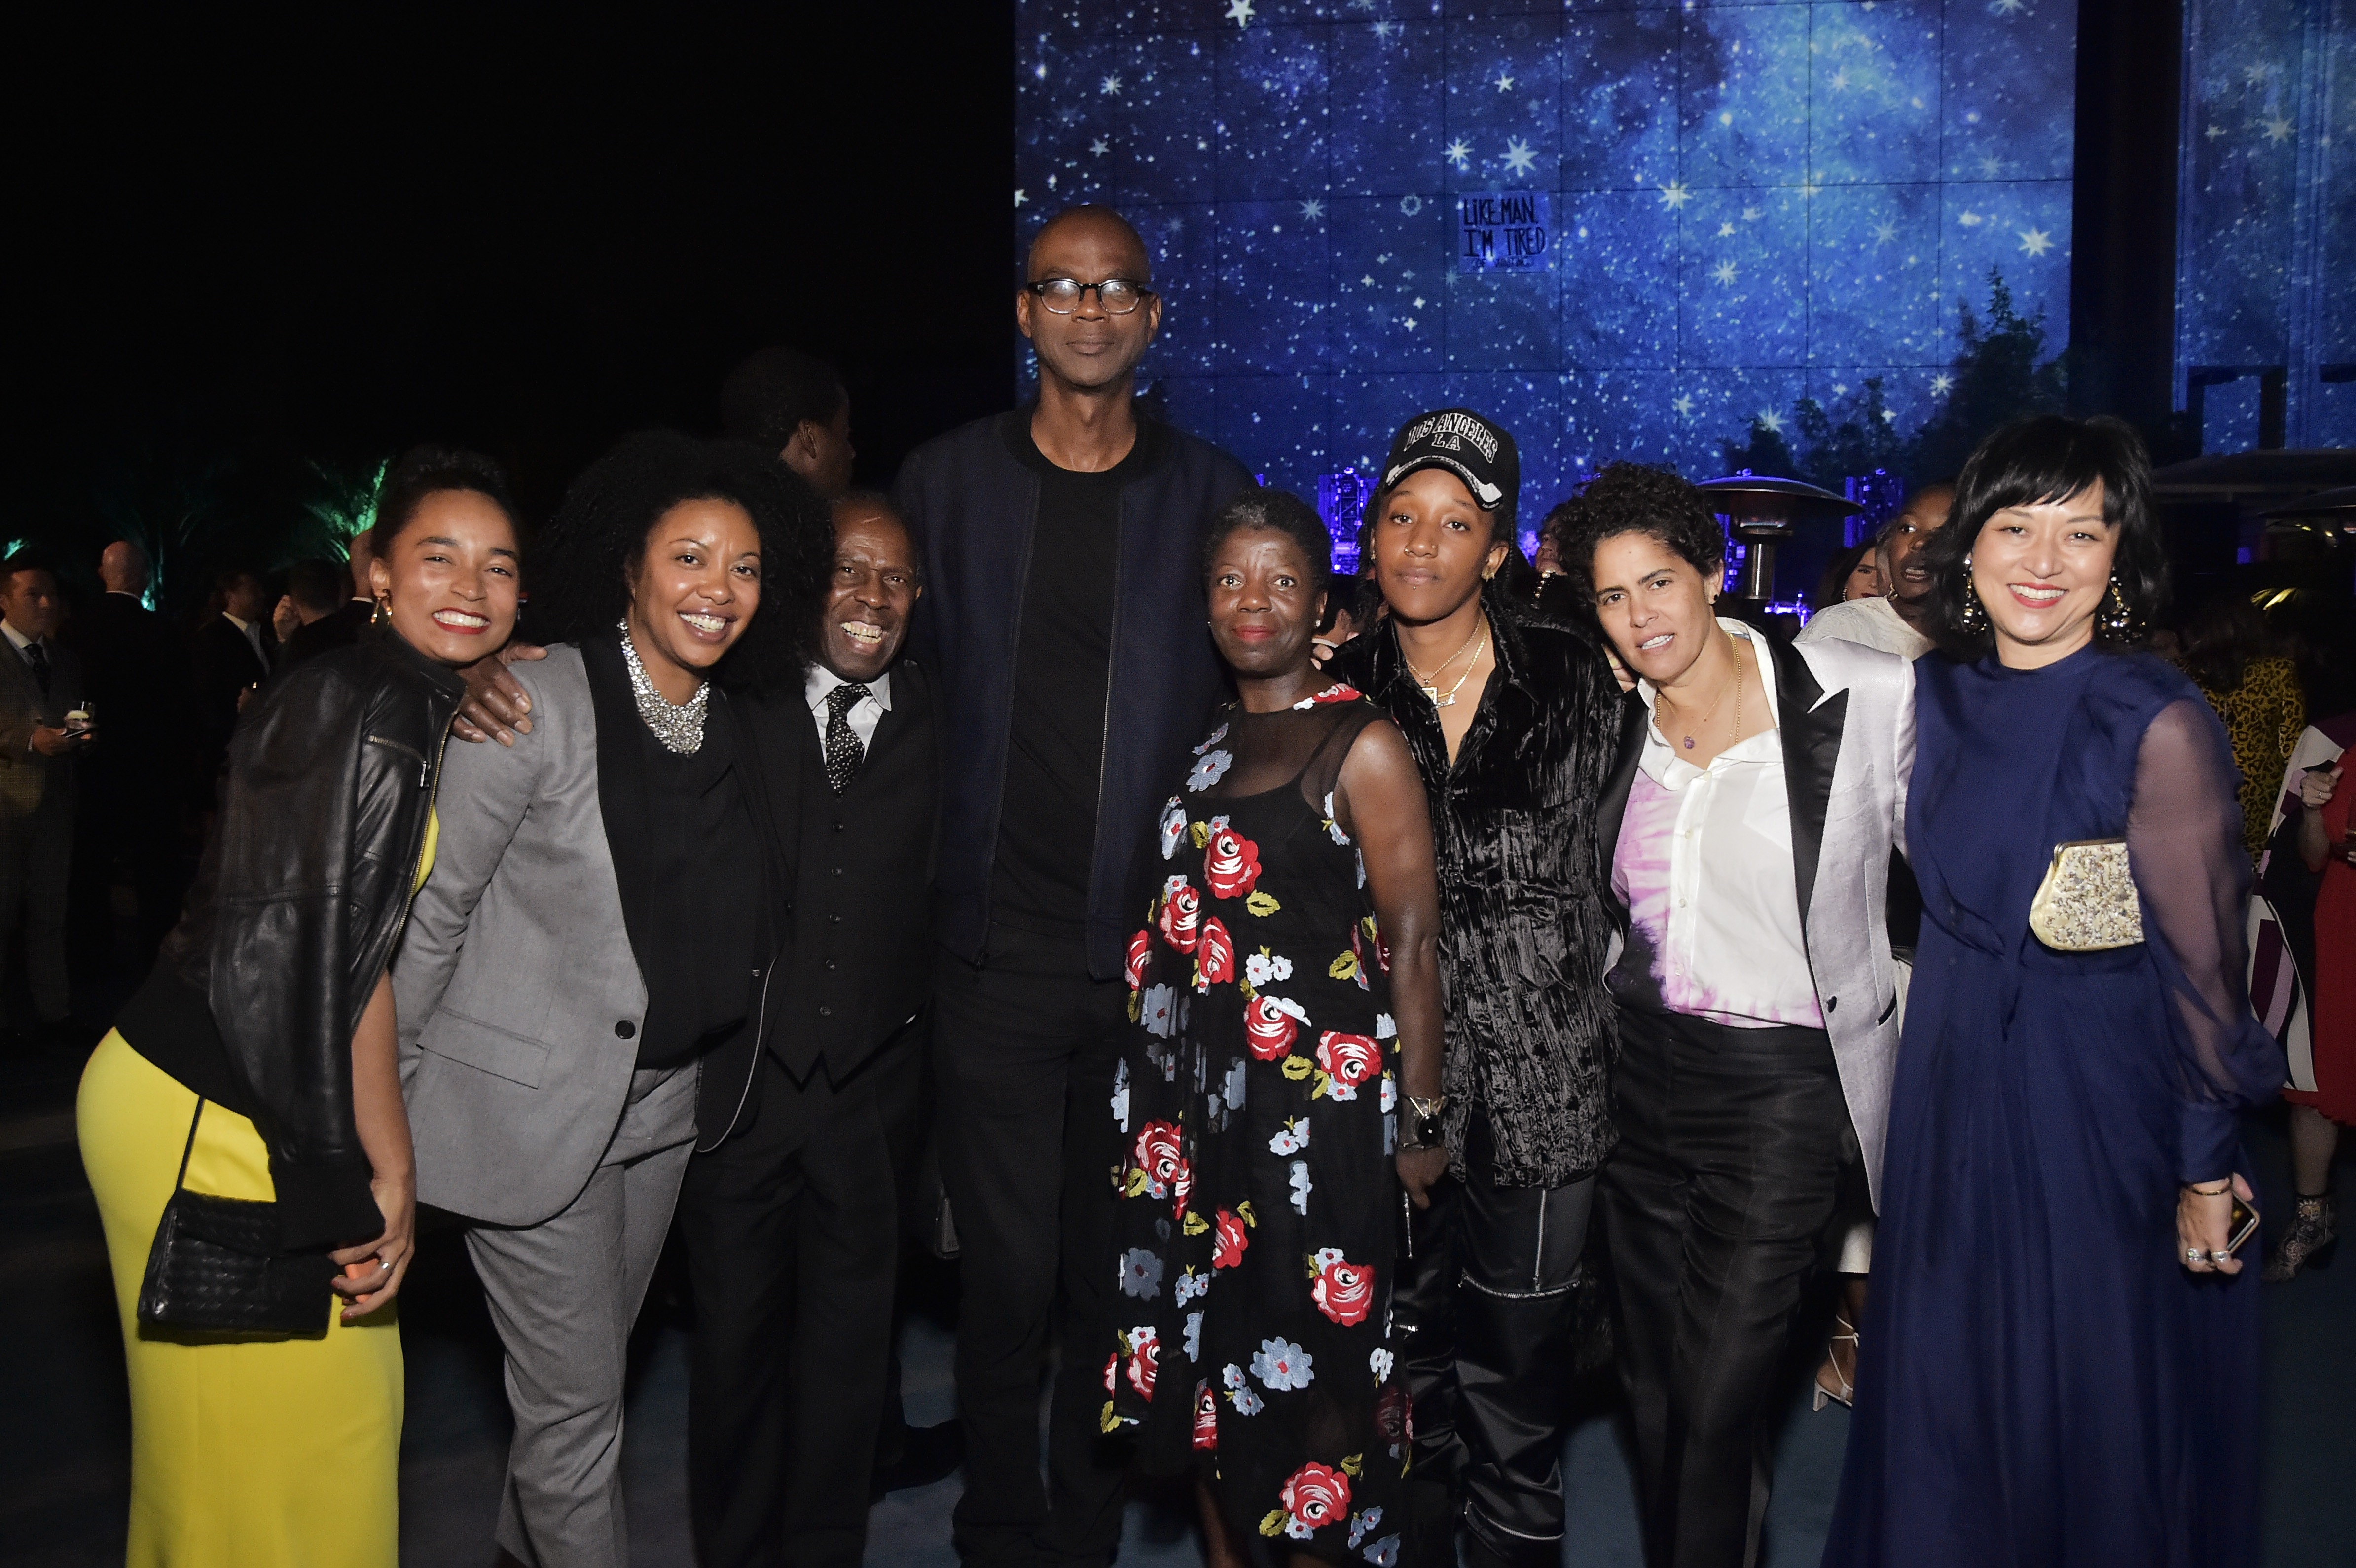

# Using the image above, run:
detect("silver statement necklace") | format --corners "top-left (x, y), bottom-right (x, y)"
top-left (618, 619), bottom-right (708, 754)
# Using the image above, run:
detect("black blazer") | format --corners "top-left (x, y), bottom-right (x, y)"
top-left (195, 615), bottom-right (274, 775)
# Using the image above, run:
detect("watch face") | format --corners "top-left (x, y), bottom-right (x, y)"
top-left (1413, 1113), bottom-right (1445, 1147)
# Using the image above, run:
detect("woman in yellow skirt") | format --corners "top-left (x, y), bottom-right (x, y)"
top-left (77, 445), bottom-right (522, 1568)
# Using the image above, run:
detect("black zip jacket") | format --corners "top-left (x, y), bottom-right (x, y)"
top-left (119, 628), bottom-right (463, 1249)
top-left (1335, 596), bottom-right (1627, 1185)
top-left (894, 408), bottom-right (1253, 979)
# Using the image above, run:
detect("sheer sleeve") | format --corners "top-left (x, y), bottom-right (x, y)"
top-left (2125, 697), bottom-right (2287, 1183)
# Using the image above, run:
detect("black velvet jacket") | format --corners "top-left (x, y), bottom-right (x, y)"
top-left (1336, 595), bottom-right (1627, 1185)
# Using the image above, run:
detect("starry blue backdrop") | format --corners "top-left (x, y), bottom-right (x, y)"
top-left (2174, 0), bottom-right (2355, 452)
top-left (1014, 0), bottom-right (2078, 536)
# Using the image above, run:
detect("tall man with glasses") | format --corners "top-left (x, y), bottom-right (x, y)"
top-left (893, 205), bottom-right (1252, 1568)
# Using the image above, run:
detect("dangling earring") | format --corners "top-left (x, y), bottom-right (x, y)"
top-left (2101, 574), bottom-right (2137, 640)
top-left (1958, 553), bottom-right (1988, 634)
top-left (372, 593), bottom-right (392, 628)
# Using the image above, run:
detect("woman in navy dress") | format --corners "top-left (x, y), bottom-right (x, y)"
top-left (1823, 416), bottom-right (2283, 1568)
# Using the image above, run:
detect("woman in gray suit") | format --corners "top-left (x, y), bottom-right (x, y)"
top-left (1555, 463), bottom-right (1914, 1568)
top-left (396, 433), bottom-right (831, 1568)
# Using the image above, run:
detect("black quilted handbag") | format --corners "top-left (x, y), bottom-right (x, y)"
top-left (136, 1099), bottom-right (337, 1337)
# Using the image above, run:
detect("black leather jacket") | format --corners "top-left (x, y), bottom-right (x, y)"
top-left (151, 629), bottom-right (462, 1247)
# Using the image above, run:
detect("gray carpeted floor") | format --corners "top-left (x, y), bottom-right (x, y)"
top-left (3, 1034), bottom-right (2350, 1567)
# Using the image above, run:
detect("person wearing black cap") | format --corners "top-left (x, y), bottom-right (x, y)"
top-left (1328, 409), bottom-right (1627, 1568)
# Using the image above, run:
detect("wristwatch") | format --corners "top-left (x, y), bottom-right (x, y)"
top-left (1403, 1094), bottom-right (1448, 1151)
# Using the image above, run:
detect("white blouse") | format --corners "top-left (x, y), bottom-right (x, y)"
top-left (1611, 619), bottom-right (1824, 1030)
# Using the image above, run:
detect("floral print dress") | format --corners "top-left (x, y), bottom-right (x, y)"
top-left (1106, 687), bottom-right (1409, 1564)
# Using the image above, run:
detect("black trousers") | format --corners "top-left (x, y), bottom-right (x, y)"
top-left (1598, 1008), bottom-right (1850, 1568)
top-left (678, 1027), bottom-right (920, 1568)
top-left (1395, 1117), bottom-right (1596, 1568)
top-left (932, 925), bottom-right (1128, 1568)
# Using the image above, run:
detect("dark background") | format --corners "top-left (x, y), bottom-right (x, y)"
top-left (0, 0), bottom-right (2243, 618)
top-left (8, 8), bottom-right (1018, 607)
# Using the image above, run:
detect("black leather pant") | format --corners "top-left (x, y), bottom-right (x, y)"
top-left (1598, 1007), bottom-right (1850, 1568)
top-left (1395, 1116), bottom-right (1596, 1568)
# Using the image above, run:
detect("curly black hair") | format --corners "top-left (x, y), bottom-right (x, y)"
top-left (524, 431), bottom-right (834, 694)
top-left (1915, 414), bottom-right (2167, 660)
top-left (373, 444), bottom-right (517, 551)
top-left (1545, 462), bottom-right (1726, 605)
top-left (1200, 486), bottom-right (1333, 605)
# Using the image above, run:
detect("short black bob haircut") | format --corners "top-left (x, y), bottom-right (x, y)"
top-left (1915, 414), bottom-right (2167, 660)
top-left (524, 431), bottom-right (834, 694)
top-left (1545, 461), bottom-right (1726, 604)
top-left (373, 445), bottom-right (518, 552)
top-left (720, 347), bottom-right (848, 454)
top-left (1200, 487), bottom-right (1334, 606)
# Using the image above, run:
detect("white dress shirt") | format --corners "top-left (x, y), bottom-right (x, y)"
top-left (2, 620), bottom-right (41, 661)
top-left (1795, 594), bottom-right (1933, 661)
top-left (222, 611), bottom-right (269, 670)
top-left (1612, 619), bottom-right (1823, 1030)
top-left (804, 664), bottom-right (892, 753)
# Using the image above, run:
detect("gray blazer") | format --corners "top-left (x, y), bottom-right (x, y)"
top-left (1600, 630), bottom-right (1915, 1207)
top-left (0, 636), bottom-right (83, 819)
top-left (395, 645), bottom-right (653, 1227)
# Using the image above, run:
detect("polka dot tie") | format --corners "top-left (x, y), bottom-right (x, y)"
top-left (823, 683), bottom-right (870, 795)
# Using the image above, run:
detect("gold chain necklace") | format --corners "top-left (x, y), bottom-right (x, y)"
top-left (1655, 633), bottom-right (1744, 752)
top-left (1405, 616), bottom-right (1488, 708)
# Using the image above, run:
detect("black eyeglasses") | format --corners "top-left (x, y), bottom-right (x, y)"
top-left (1025, 277), bottom-right (1155, 315)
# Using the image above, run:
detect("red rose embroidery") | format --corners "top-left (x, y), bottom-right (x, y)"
top-left (1299, 682), bottom-right (1363, 707)
top-left (1124, 929), bottom-right (1152, 990)
top-left (1310, 1252), bottom-right (1376, 1326)
top-left (1315, 1031), bottom-right (1381, 1099)
top-left (1195, 917), bottom-right (1235, 992)
top-left (1169, 1153), bottom-right (1193, 1220)
top-left (1125, 1327), bottom-right (1160, 1400)
top-left (1103, 1350), bottom-right (1119, 1394)
top-left (1365, 917), bottom-right (1392, 974)
top-left (1158, 877), bottom-right (1202, 953)
top-left (1192, 1380), bottom-right (1218, 1450)
top-left (1243, 995), bottom-right (1303, 1061)
top-left (1279, 1460), bottom-right (1352, 1534)
top-left (1212, 1208), bottom-right (1250, 1270)
top-left (1134, 1120), bottom-right (1184, 1199)
top-left (1202, 825), bottom-right (1263, 899)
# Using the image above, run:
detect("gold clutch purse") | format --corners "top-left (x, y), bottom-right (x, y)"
top-left (2028, 838), bottom-right (2144, 951)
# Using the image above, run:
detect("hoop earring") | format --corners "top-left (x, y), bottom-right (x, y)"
top-left (371, 593), bottom-right (392, 628)
top-left (1958, 553), bottom-right (1988, 635)
top-left (2101, 574), bottom-right (2138, 640)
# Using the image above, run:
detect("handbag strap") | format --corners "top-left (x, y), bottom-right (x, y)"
top-left (171, 1097), bottom-right (207, 1194)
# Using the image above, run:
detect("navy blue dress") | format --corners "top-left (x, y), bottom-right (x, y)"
top-left (1823, 648), bottom-right (2282, 1568)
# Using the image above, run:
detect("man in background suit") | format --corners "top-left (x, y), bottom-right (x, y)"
top-left (274, 559), bottom-right (350, 668)
top-left (193, 564), bottom-right (274, 792)
top-left (64, 540), bottom-right (194, 985)
top-left (678, 491), bottom-right (939, 1568)
top-left (282, 532), bottom-right (378, 667)
top-left (0, 556), bottom-right (91, 1045)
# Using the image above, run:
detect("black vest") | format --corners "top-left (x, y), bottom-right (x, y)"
top-left (776, 660), bottom-right (939, 1079)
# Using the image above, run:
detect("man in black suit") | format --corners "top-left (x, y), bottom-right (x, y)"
top-left (274, 558), bottom-right (352, 668)
top-left (192, 564), bottom-right (274, 791)
top-left (677, 491), bottom-right (939, 1568)
top-left (64, 540), bottom-right (195, 983)
top-left (282, 531), bottom-right (378, 667)
top-left (1, 556), bottom-right (91, 1044)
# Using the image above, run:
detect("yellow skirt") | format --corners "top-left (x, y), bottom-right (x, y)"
top-left (77, 1030), bottom-right (401, 1568)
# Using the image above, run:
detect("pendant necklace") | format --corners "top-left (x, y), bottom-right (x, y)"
top-left (1405, 617), bottom-right (1490, 708)
top-left (1656, 634), bottom-right (1743, 752)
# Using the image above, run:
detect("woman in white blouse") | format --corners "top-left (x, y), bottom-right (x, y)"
top-left (1556, 463), bottom-right (1914, 1568)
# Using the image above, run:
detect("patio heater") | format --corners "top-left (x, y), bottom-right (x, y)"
top-left (1694, 473), bottom-right (1861, 607)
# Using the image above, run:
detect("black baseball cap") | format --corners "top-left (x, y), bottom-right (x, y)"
top-left (1379, 408), bottom-right (1519, 535)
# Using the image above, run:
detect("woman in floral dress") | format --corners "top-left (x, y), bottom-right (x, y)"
top-left (1106, 490), bottom-right (1446, 1567)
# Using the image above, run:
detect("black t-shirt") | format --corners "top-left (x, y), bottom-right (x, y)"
top-left (988, 415), bottom-right (1166, 936)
